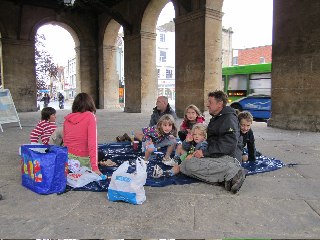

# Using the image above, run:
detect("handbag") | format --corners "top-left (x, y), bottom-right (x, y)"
top-left (108, 158), bottom-right (147, 205)
top-left (21, 145), bottom-right (68, 194)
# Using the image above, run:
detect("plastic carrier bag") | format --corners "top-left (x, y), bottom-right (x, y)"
top-left (67, 166), bottom-right (102, 188)
top-left (21, 145), bottom-right (68, 194)
top-left (108, 158), bottom-right (147, 205)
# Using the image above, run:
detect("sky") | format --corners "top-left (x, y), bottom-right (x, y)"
top-left (38, 0), bottom-right (273, 65)
top-left (222, 0), bottom-right (273, 49)
top-left (37, 25), bottom-right (75, 66)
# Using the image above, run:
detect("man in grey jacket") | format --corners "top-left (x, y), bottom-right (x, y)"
top-left (149, 96), bottom-right (177, 127)
top-left (179, 90), bottom-right (246, 193)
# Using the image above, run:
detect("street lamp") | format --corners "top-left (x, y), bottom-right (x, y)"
top-left (64, 0), bottom-right (75, 6)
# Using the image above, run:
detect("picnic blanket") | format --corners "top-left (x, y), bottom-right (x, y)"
top-left (65, 141), bottom-right (285, 192)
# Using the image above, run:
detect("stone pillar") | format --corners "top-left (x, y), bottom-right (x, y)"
top-left (76, 45), bottom-right (99, 104)
top-left (268, 0), bottom-right (320, 131)
top-left (123, 33), bottom-right (141, 112)
top-left (1, 38), bottom-right (37, 112)
top-left (175, 8), bottom-right (223, 117)
top-left (140, 31), bottom-right (157, 113)
top-left (101, 45), bottom-right (121, 109)
top-left (123, 31), bottom-right (157, 113)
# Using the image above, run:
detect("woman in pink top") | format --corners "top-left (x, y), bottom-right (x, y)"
top-left (63, 93), bottom-right (102, 175)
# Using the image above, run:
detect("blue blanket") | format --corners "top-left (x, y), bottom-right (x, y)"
top-left (66, 141), bottom-right (285, 192)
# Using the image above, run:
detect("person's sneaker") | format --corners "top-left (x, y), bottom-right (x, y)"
top-left (162, 157), bottom-right (178, 166)
top-left (152, 164), bottom-right (164, 178)
top-left (230, 169), bottom-right (246, 194)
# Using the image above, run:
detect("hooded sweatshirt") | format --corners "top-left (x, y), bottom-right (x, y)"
top-left (63, 111), bottom-right (98, 171)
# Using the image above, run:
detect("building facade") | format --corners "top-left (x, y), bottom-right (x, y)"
top-left (64, 57), bottom-right (77, 100)
top-left (233, 45), bottom-right (272, 66)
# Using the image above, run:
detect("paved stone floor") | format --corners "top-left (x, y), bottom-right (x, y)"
top-left (1, 109), bottom-right (320, 238)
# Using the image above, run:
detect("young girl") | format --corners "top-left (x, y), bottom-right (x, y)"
top-left (30, 107), bottom-right (57, 145)
top-left (142, 114), bottom-right (177, 165)
top-left (178, 104), bottom-right (205, 141)
top-left (175, 123), bottom-right (208, 162)
top-left (238, 111), bottom-right (256, 162)
top-left (153, 123), bottom-right (208, 179)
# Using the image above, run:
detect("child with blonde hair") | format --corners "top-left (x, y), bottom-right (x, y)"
top-left (141, 114), bottom-right (177, 165)
top-left (178, 104), bottom-right (205, 141)
top-left (238, 111), bottom-right (256, 162)
top-left (152, 123), bottom-right (208, 179)
top-left (176, 123), bottom-right (208, 161)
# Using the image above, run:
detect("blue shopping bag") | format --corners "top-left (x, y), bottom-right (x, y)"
top-left (21, 145), bottom-right (68, 194)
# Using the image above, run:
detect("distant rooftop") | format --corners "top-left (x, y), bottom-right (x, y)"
top-left (157, 21), bottom-right (175, 32)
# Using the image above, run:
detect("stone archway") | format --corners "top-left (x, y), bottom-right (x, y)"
top-left (101, 19), bottom-right (122, 109)
top-left (140, 0), bottom-right (172, 113)
top-left (32, 19), bottom-right (80, 98)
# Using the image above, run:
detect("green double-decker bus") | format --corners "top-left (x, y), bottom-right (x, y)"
top-left (222, 63), bottom-right (272, 102)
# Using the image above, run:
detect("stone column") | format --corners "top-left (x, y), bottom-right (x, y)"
top-left (175, 8), bottom-right (223, 117)
top-left (140, 31), bottom-right (157, 113)
top-left (123, 33), bottom-right (141, 112)
top-left (1, 38), bottom-right (37, 112)
top-left (268, 0), bottom-right (320, 131)
top-left (123, 31), bottom-right (157, 113)
top-left (101, 45), bottom-right (120, 109)
top-left (76, 45), bottom-right (99, 105)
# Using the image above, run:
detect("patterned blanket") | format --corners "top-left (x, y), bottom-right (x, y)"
top-left (65, 141), bottom-right (285, 192)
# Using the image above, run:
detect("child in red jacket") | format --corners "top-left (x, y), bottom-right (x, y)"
top-left (178, 104), bottom-right (205, 141)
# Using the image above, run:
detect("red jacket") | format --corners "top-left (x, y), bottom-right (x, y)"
top-left (63, 111), bottom-right (98, 171)
top-left (180, 116), bottom-right (205, 131)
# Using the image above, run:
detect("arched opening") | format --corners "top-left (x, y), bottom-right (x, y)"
top-left (101, 19), bottom-right (123, 109)
top-left (156, 2), bottom-right (175, 108)
top-left (139, 0), bottom-right (175, 112)
top-left (34, 22), bottom-right (78, 110)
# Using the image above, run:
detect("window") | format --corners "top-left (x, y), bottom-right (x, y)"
top-left (166, 69), bottom-right (173, 78)
top-left (157, 69), bottom-right (160, 78)
top-left (232, 56), bottom-right (238, 65)
top-left (260, 57), bottom-right (265, 63)
top-left (160, 33), bottom-right (166, 42)
top-left (160, 51), bottom-right (166, 62)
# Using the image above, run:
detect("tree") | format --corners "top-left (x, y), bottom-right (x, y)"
top-left (35, 33), bottom-right (58, 91)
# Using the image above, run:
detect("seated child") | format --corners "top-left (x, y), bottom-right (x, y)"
top-left (178, 104), bottom-right (205, 141)
top-left (152, 123), bottom-right (208, 178)
top-left (30, 107), bottom-right (57, 145)
top-left (175, 123), bottom-right (208, 162)
top-left (238, 111), bottom-right (256, 162)
top-left (141, 114), bottom-right (177, 165)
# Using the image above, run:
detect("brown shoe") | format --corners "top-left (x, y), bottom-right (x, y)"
top-left (224, 180), bottom-right (232, 191)
top-left (230, 169), bottom-right (246, 194)
top-left (116, 135), bottom-right (126, 142)
top-left (123, 133), bottom-right (132, 141)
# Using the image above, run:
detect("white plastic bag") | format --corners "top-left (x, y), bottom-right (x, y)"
top-left (108, 158), bottom-right (147, 205)
top-left (67, 166), bottom-right (102, 188)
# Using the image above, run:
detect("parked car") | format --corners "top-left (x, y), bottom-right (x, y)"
top-left (229, 94), bottom-right (271, 120)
